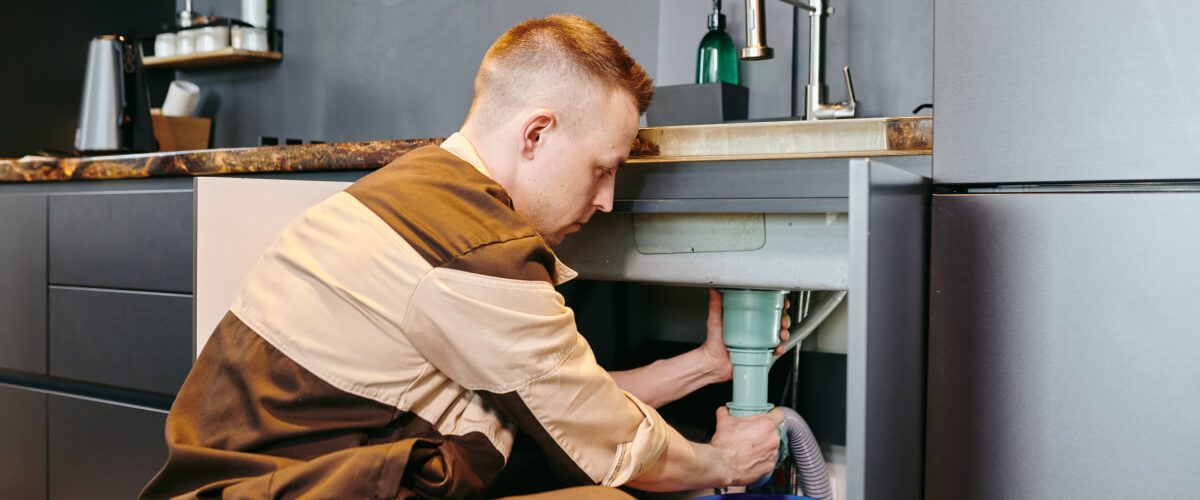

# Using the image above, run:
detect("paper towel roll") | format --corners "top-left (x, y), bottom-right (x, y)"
top-left (162, 80), bottom-right (201, 117)
top-left (242, 0), bottom-right (269, 28)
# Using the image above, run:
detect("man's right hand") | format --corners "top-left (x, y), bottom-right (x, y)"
top-left (710, 406), bottom-right (785, 485)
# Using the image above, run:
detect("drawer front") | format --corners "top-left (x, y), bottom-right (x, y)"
top-left (49, 287), bottom-right (192, 395)
top-left (48, 191), bottom-right (193, 293)
top-left (48, 395), bottom-right (165, 500)
top-left (0, 194), bottom-right (47, 373)
top-left (0, 386), bottom-right (47, 499)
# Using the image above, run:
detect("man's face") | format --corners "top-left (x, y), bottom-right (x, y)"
top-left (513, 90), bottom-right (639, 245)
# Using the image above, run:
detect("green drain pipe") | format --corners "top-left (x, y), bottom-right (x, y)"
top-left (720, 288), bottom-right (790, 484)
top-left (720, 288), bottom-right (789, 417)
top-left (719, 288), bottom-right (834, 496)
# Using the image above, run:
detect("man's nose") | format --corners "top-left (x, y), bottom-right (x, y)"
top-left (593, 180), bottom-right (615, 213)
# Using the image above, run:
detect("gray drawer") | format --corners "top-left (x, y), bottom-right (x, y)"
top-left (49, 287), bottom-right (192, 395)
top-left (48, 191), bottom-right (193, 293)
top-left (0, 386), bottom-right (46, 499)
top-left (48, 395), bottom-right (166, 500)
top-left (0, 194), bottom-right (47, 373)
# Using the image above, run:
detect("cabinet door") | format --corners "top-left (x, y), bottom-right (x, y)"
top-left (48, 396), bottom-right (166, 500)
top-left (845, 159), bottom-right (928, 500)
top-left (0, 386), bottom-right (46, 499)
top-left (928, 192), bottom-right (1200, 499)
top-left (934, 2), bottom-right (1200, 183)
top-left (0, 194), bottom-right (47, 373)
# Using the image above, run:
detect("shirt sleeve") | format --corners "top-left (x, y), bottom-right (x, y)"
top-left (401, 261), bottom-right (670, 486)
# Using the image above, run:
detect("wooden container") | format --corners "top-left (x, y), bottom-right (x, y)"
top-left (150, 111), bottom-right (212, 152)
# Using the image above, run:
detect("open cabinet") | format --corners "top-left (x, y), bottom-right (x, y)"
top-left (194, 155), bottom-right (929, 500)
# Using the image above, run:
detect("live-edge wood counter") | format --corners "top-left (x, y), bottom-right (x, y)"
top-left (1, 116), bottom-right (931, 183)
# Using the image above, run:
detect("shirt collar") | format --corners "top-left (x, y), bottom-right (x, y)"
top-left (553, 258), bottom-right (579, 285)
top-left (439, 132), bottom-right (493, 180)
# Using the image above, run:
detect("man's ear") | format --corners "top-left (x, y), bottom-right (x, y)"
top-left (519, 110), bottom-right (556, 160)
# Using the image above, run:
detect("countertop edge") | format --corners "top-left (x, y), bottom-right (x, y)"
top-left (2, 117), bottom-right (932, 183)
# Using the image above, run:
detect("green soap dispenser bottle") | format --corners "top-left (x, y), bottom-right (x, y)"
top-left (695, 0), bottom-right (740, 85)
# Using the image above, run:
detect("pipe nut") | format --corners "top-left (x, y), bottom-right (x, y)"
top-left (740, 45), bottom-right (774, 60)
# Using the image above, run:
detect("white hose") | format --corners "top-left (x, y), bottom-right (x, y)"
top-left (773, 290), bottom-right (847, 363)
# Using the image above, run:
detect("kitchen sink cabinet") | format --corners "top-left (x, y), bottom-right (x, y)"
top-left (194, 156), bottom-right (931, 500)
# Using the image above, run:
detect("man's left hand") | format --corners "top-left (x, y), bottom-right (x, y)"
top-left (699, 288), bottom-right (792, 383)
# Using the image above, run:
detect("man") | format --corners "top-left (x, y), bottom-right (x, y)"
top-left (142, 14), bottom-right (786, 499)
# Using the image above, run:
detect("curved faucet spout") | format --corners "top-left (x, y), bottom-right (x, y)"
top-left (740, 0), bottom-right (858, 120)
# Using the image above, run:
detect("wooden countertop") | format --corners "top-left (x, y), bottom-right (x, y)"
top-left (1, 116), bottom-right (930, 183)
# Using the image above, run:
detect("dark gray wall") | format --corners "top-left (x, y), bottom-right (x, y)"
top-left (0, 3), bottom-right (174, 157)
top-left (656, 0), bottom-right (932, 120)
top-left (844, 0), bottom-right (932, 118)
top-left (177, 0), bottom-right (660, 148)
top-left (5, 2), bottom-right (931, 153)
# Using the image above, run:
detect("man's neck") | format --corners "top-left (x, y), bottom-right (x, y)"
top-left (459, 126), bottom-right (516, 191)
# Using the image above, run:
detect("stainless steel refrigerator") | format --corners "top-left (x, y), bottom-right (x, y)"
top-left (926, 2), bottom-right (1200, 498)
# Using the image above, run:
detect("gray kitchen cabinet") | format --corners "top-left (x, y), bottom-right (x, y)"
top-left (0, 183), bottom-right (187, 499)
top-left (934, 1), bottom-right (1200, 183)
top-left (0, 173), bottom-right (373, 500)
top-left (48, 395), bottom-right (167, 500)
top-left (0, 194), bottom-right (47, 374)
top-left (927, 191), bottom-right (1200, 499)
top-left (48, 286), bottom-right (193, 395)
top-left (0, 386), bottom-right (47, 499)
top-left (48, 190), bottom-right (194, 293)
top-left (555, 157), bottom-right (931, 500)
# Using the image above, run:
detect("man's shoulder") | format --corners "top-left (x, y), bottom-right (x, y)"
top-left (343, 146), bottom-right (555, 282)
top-left (353, 144), bottom-right (483, 191)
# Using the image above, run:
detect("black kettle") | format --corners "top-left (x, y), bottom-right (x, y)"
top-left (75, 34), bottom-right (158, 153)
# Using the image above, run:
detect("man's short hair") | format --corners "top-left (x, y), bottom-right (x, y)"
top-left (470, 14), bottom-right (653, 128)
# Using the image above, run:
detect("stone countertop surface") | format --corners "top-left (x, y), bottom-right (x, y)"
top-left (0, 116), bottom-right (931, 183)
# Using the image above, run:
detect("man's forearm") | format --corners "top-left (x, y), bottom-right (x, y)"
top-left (610, 347), bottom-right (727, 408)
top-left (625, 427), bottom-right (732, 492)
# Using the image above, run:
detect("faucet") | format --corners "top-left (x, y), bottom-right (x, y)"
top-left (740, 0), bottom-right (857, 120)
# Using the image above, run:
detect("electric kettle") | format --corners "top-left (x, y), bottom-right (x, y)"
top-left (75, 34), bottom-right (158, 153)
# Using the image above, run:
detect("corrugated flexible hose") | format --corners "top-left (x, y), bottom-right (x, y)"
top-left (780, 406), bottom-right (833, 499)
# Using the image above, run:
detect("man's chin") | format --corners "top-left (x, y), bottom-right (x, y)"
top-left (546, 224), bottom-right (583, 246)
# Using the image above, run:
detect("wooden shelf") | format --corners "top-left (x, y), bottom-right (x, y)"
top-left (143, 48), bottom-right (282, 69)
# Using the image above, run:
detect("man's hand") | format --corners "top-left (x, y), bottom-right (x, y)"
top-left (710, 406), bottom-right (785, 485)
top-left (699, 289), bottom-right (793, 383)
